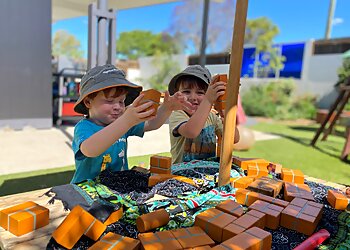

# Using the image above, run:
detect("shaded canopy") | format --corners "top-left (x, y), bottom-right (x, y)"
top-left (52, 0), bottom-right (180, 22)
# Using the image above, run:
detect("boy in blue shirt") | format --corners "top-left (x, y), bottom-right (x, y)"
top-left (71, 64), bottom-right (192, 183)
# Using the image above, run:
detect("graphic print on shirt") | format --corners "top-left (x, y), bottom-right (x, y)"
top-left (118, 149), bottom-right (125, 170)
top-left (183, 125), bottom-right (216, 162)
top-left (101, 154), bottom-right (112, 171)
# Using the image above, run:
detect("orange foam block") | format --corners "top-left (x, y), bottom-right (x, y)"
top-left (52, 205), bottom-right (106, 249)
top-left (0, 201), bottom-right (49, 236)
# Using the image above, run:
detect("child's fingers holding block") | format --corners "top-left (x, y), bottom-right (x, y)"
top-left (211, 74), bottom-right (220, 83)
top-left (135, 101), bottom-right (155, 113)
top-left (139, 108), bottom-right (156, 120)
top-left (130, 93), bottom-right (145, 106)
top-left (137, 89), bottom-right (161, 116)
top-left (212, 74), bottom-right (227, 112)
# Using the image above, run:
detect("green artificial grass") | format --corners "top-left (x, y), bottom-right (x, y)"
top-left (0, 166), bottom-right (75, 196)
top-left (1, 121), bottom-right (349, 197)
top-left (0, 153), bottom-right (172, 197)
top-left (128, 152), bottom-right (171, 168)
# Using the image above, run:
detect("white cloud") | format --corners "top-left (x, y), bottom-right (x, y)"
top-left (332, 17), bottom-right (344, 26)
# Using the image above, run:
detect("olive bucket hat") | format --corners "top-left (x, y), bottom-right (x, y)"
top-left (168, 65), bottom-right (212, 95)
top-left (74, 64), bottom-right (142, 114)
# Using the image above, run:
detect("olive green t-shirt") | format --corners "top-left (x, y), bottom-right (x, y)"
top-left (169, 110), bottom-right (223, 164)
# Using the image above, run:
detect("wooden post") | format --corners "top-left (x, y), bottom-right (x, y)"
top-left (218, 0), bottom-right (248, 186)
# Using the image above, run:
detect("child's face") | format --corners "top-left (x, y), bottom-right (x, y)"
top-left (178, 82), bottom-right (206, 115)
top-left (86, 88), bottom-right (126, 126)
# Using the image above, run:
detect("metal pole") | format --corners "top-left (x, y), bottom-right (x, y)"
top-left (88, 3), bottom-right (97, 69)
top-left (97, 0), bottom-right (108, 65)
top-left (199, 0), bottom-right (210, 66)
top-left (325, 0), bottom-right (336, 39)
top-left (108, 12), bottom-right (116, 65)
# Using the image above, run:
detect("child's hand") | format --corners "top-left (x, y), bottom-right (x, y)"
top-left (218, 109), bottom-right (225, 120)
top-left (205, 76), bottom-right (226, 104)
top-left (122, 94), bottom-right (156, 127)
top-left (163, 91), bottom-right (194, 113)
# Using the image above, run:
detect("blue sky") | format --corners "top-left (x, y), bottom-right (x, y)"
top-left (52, 0), bottom-right (350, 57)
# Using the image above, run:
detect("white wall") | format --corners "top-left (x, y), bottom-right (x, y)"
top-left (300, 40), bottom-right (343, 108)
top-left (306, 54), bottom-right (342, 83)
top-left (126, 68), bottom-right (141, 85)
top-left (205, 64), bottom-right (230, 76)
top-left (0, 0), bottom-right (52, 130)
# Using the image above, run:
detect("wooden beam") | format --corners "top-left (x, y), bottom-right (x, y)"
top-left (218, 0), bottom-right (248, 186)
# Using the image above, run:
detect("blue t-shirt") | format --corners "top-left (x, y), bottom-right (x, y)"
top-left (71, 119), bottom-right (145, 183)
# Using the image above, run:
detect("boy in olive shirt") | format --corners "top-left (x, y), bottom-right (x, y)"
top-left (168, 65), bottom-right (240, 164)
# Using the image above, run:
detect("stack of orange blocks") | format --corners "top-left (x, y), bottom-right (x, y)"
top-left (170, 226), bottom-right (215, 248)
top-left (232, 156), bottom-right (270, 171)
top-left (138, 227), bottom-right (216, 249)
top-left (0, 201), bottom-right (49, 236)
top-left (235, 188), bottom-right (289, 208)
top-left (215, 200), bottom-right (244, 217)
top-left (139, 89), bottom-right (162, 116)
top-left (281, 168), bottom-right (304, 184)
top-left (52, 205), bottom-right (106, 249)
top-left (267, 162), bottom-right (282, 174)
top-left (247, 165), bottom-right (269, 179)
top-left (284, 182), bottom-right (315, 202)
top-left (148, 174), bottom-right (196, 187)
top-left (213, 74), bottom-right (227, 112)
top-left (194, 208), bottom-right (237, 242)
top-left (148, 174), bottom-right (176, 186)
top-left (247, 176), bottom-right (283, 197)
top-left (230, 176), bottom-right (255, 189)
top-left (150, 155), bottom-right (172, 174)
top-left (327, 189), bottom-right (349, 210)
top-left (138, 230), bottom-right (182, 250)
top-left (136, 209), bottom-right (170, 233)
top-left (89, 232), bottom-right (140, 250)
top-left (212, 227), bottom-right (272, 250)
top-left (222, 210), bottom-right (266, 241)
top-left (281, 198), bottom-right (323, 235)
top-left (185, 246), bottom-right (212, 250)
top-left (248, 200), bottom-right (284, 229)
top-left (103, 206), bottom-right (123, 226)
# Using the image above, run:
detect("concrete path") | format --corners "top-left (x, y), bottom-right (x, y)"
top-left (0, 124), bottom-right (280, 175)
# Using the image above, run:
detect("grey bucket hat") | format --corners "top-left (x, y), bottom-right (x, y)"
top-left (74, 64), bottom-right (142, 114)
top-left (168, 65), bottom-right (212, 95)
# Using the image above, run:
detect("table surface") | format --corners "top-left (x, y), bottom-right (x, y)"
top-left (0, 177), bottom-right (347, 250)
top-left (0, 187), bottom-right (169, 250)
top-left (0, 188), bottom-right (68, 250)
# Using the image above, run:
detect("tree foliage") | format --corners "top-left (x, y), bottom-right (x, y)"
top-left (337, 58), bottom-right (350, 85)
top-left (337, 57), bottom-right (350, 111)
top-left (146, 51), bottom-right (181, 91)
top-left (245, 17), bottom-right (285, 77)
top-left (52, 30), bottom-right (84, 60)
top-left (168, 0), bottom-right (236, 54)
top-left (116, 30), bottom-right (182, 60)
top-left (242, 79), bottom-right (317, 120)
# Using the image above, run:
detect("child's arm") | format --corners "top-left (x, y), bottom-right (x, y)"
top-left (144, 91), bottom-right (193, 132)
top-left (80, 95), bottom-right (155, 157)
top-left (177, 81), bottom-right (226, 138)
top-left (216, 110), bottom-right (240, 144)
